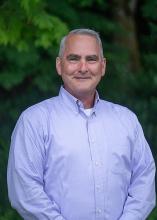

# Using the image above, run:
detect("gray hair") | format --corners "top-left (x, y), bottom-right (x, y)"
top-left (58, 28), bottom-right (104, 58)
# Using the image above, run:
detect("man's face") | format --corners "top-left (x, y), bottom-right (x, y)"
top-left (56, 34), bottom-right (106, 99)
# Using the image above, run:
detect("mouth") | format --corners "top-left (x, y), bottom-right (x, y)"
top-left (74, 77), bottom-right (91, 80)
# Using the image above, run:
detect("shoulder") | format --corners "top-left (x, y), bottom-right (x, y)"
top-left (99, 99), bottom-right (136, 118)
top-left (21, 96), bottom-right (58, 120)
top-left (99, 99), bottom-right (139, 133)
top-left (15, 96), bottom-right (59, 132)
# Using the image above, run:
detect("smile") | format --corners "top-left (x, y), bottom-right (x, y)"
top-left (74, 77), bottom-right (91, 79)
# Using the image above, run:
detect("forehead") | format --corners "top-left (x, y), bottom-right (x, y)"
top-left (63, 34), bottom-right (101, 56)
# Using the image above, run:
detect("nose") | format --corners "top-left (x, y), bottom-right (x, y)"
top-left (79, 60), bottom-right (88, 74)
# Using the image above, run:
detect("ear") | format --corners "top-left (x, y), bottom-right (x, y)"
top-left (101, 57), bottom-right (106, 77)
top-left (56, 57), bottom-right (62, 76)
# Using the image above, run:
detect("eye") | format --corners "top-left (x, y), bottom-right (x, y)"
top-left (67, 55), bottom-right (80, 62)
top-left (86, 56), bottom-right (98, 63)
top-left (69, 57), bottom-right (79, 61)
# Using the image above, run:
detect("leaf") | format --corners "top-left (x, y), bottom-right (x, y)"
top-left (0, 71), bottom-right (27, 89)
top-left (20, 0), bottom-right (42, 14)
top-left (33, 12), bottom-right (54, 30)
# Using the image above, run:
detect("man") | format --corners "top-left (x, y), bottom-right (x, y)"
top-left (7, 29), bottom-right (156, 220)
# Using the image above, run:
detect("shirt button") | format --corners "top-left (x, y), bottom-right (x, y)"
top-left (96, 185), bottom-right (101, 191)
top-left (95, 161), bottom-right (99, 166)
top-left (91, 139), bottom-right (94, 143)
top-left (95, 161), bottom-right (101, 166)
top-left (96, 208), bottom-right (102, 214)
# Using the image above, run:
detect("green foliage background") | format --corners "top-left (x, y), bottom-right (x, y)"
top-left (0, 0), bottom-right (156, 219)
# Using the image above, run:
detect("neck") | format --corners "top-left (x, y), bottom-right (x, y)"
top-left (73, 91), bottom-right (96, 109)
top-left (63, 86), bottom-right (96, 109)
top-left (80, 94), bottom-right (95, 109)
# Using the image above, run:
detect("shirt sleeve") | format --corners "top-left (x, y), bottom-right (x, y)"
top-left (7, 111), bottom-right (66, 220)
top-left (119, 117), bottom-right (156, 220)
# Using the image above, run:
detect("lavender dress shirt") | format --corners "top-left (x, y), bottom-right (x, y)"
top-left (7, 86), bottom-right (156, 220)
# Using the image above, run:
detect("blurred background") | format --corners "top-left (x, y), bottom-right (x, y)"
top-left (0, 0), bottom-right (156, 219)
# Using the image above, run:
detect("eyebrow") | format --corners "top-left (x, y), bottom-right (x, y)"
top-left (66, 54), bottom-right (99, 60)
top-left (66, 54), bottom-right (81, 60)
top-left (86, 55), bottom-right (99, 60)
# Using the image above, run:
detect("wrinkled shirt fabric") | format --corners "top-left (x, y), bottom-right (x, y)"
top-left (7, 87), bottom-right (156, 220)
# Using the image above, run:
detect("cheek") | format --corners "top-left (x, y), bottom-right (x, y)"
top-left (62, 64), bottom-right (78, 75)
top-left (91, 66), bottom-right (103, 76)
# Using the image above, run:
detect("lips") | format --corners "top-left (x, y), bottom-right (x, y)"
top-left (74, 77), bottom-right (91, 79)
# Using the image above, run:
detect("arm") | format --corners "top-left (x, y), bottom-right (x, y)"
top-left (7, 112), bottom-right (66, 220)
top-left (119, 119), bottom-right (156, 220)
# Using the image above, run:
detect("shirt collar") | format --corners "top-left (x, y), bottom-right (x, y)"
top-left (59, 86), bottom-right (100, 115)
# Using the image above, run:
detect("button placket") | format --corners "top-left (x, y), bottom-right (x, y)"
top-left (87, 118), bottom-right (105, 219)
